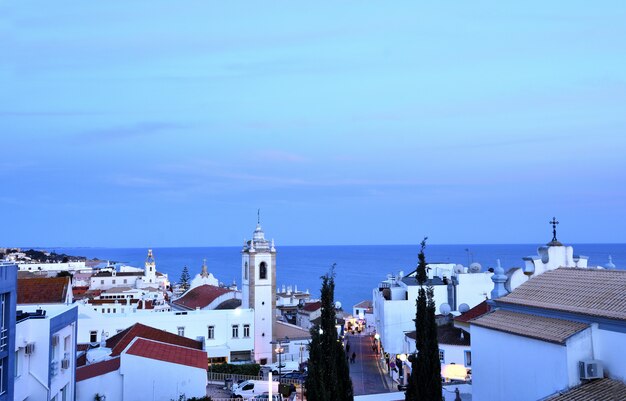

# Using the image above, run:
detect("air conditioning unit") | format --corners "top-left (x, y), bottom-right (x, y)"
top-left (52, 335), bottom-right (59, 347)
top-left (61, 358), bottom-right (70, 369)
top-left (25, 342), bottom-right (35, 355)
top-left (579, 360), bottom-right (604, 380)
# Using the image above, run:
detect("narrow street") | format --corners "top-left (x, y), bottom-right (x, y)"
top-left (346, 333), bottom-right (396, 396)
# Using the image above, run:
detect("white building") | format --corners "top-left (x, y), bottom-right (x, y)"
top-left (471, 267), bottom-right (626, 401)
top-left (373, 263), bottom-right (493, 354)
top-left (76, 323), bottom-right (207, 401)
top-left (296, 301), bottom-right (322, 330)
top-left (14, 304), bottom-right (78, 401)
top-left (89, 249), bottom-right (168, 291)
top-left (241, 221), bottom-right (276, 364)
top-left (76, 303), bottom-right (255, 363)
top-left (86, 286), bottom-right (170, 314)
top-left (18, 261), bottom-right (87, 273)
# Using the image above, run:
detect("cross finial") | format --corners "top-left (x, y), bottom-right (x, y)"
top-left (549, 217), bottom-right (559, 242)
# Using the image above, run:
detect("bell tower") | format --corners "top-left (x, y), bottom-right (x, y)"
top-left (241, 213), bottom-right (276, 364)
top-left (144, 249), bottom-right (156, 285)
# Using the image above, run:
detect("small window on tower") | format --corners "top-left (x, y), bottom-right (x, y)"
top-left (244, 262), bottom-right (248, 280)
top-left (259, 262), bottom-right (267, 279)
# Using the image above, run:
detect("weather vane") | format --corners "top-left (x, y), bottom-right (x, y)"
top-left (549, 217), bottom-right (559, 242)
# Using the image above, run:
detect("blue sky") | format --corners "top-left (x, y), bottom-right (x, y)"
top-left (1, 1), bottom-right (626, 247)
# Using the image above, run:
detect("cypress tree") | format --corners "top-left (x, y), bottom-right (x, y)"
top-left (305, 264), bottom-right (354, 401)
top-left (179, 265), bottom-right (190, 291)
top-left (406, 238), bottom-right (442, 401)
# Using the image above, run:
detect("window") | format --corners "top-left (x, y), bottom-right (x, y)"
top-left (123, 279), bottom-right (127, 284)
top-left (438, 349), bottom-right (445, 363)
top-left (244, 262), bottom-right (248, 280)
top-left (64, 335), bottom-right (71, 352)
top-left (259, 262), bottom-right (267, 280)
top-left (178, 327), bottom-right (185, 336)
top-left (0, 358), bottom-right (4, 394)
top-left (464, 350), bottom-right (472, 367)
top-left (243, 324), bottom-right (250, 338)
top-left (112, 279), bottom-right (116, 284)
top-left (232, 325), bottom-right (239, 338)
top-left (208, 326), bottom-right (215, 340)
top-left (14, 351), bottom-right (20, 378)
top-left (101, 280), bottom-right (104, 284)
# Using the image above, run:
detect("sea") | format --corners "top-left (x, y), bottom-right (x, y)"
top-left (48, 243), bottom-right (625, 311)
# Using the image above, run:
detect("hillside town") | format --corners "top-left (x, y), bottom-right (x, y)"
top-left (2, 220), bottom-right (625, 401)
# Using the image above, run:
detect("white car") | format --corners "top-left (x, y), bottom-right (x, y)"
top-left (262, 360), bottom-right (300, 375)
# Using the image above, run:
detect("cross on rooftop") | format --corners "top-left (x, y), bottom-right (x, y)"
top-left (550, 217), bottom-right (559, 242)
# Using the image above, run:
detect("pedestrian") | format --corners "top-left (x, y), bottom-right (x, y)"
top-left (351, 352), bottom-right (356, 363)
top-left (346, 342), bottom-right (351, 354)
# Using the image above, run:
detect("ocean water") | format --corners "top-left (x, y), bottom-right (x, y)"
top-left (52, 243), bottom-right (625, 310)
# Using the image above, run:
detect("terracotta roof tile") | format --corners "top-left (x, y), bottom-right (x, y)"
top-left (405, 324), bottom-right (470, 346)
top-left (126, 338), bottom-right (207, 369)
top-left (17, 277), bottom-right (70, 304)
top-left (172, 284), bottom-right (233, 310)
top-left (471, 309), bottom-right (589, 344)
top-left (545, 378), bottom-right (626, 401)
top-left (76, 357), bottom-right (120, 382)
top-left (302, 301), bottom-right (322, 312)
top-left (354, 300), bottom-right (372, 309)
top-left (497, 268), bottom-right (626, 321)
top-left (106, 323), bottom-right (203, 356)
top-left (454, 300), bottom-right (490, 323)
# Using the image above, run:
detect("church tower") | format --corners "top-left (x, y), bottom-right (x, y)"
top-left (241, 215), bottom-right (276, 364)
top-left (144, 249), bottom-right (156, 285)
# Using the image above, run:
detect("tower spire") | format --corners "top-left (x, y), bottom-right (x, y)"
top-left (547, 217), bottom-right (563, 246)
top-left (257, 208), bottom-right (261, 225)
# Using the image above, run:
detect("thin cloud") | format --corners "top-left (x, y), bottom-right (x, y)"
top-left (76, 121), bottom-right (186, 141)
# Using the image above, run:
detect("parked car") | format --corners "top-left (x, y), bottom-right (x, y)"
top-left (251, 393), bottom-right (284, 401)
top-left (280, 371), bottom-right (307, 381)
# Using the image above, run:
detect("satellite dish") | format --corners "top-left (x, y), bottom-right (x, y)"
top-left (439, 303), bottom-right (451, 315)
top-left (459, 303), bottom-right (470, 313)
top-left (335, 301), bottom-right (342, 310)
top-left (454, 264), bottom-right (464, 274)
top-left (469, 263), bottom-right (482, 273)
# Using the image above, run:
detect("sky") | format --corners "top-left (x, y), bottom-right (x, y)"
top-left (1, 1), bottom-right (626, 247)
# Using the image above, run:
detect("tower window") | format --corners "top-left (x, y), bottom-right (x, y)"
top-left (259, 262), bottom-right (267, 280)
top-left (244, 262), bottom-right (248, 280)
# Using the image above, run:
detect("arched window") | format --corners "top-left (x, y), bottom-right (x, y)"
top-left (259, 262), bottom-right (267, 280)
top-left (244, 261), bottom-right (249, 280)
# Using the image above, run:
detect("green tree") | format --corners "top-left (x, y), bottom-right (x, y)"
top-left (406, 238), bottom-right (442, 401)
top-left (179, 265), bottom-right (191, 291)
top-left (305, 264), bottom-right (353, 401)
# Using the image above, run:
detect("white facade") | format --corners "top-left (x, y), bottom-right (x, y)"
top-left (472, 325), bottom-right (594, 401)
top-left (76, 366), bottom-right (123, 401)
top-left (507, 244), bottom-right (588, 292)
top-left (88, 250), bottom-right (169, 292)
top-left (373, 265), bottom-right (493, 354)
top-left (18, 261), bottom-right (87, 272)
top-left (119, 351), bottom-right (207, 401)
top-left (241, 223), bottom-right (275, 364)
top-left (14, 304), bottom-right (77, 401)
top-left (76, 303), bottom-right (254, 361)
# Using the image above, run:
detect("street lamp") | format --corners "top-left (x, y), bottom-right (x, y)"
top-left (398, 354), bottom-right (407, 385)
top-left (270, 337), bottom-right (290, 385)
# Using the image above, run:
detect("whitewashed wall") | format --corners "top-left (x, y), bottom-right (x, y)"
top-left (120, 353), bottom-right (207, 401)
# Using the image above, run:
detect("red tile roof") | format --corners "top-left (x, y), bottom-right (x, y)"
top-left (172, 284), bottom-right (233, 310)
top-left (126, 338), bottom-right (207, 369)
top-left (454, 300), bottom-right (491, 323)
top-left (106, 323), bottom-right (203, 356)
top-left (17, 277), bottom-right (70, 304)
top-left (76, 357), bottom-right (121, 382)
top-left (302, 301), bottom-right (322, 312)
